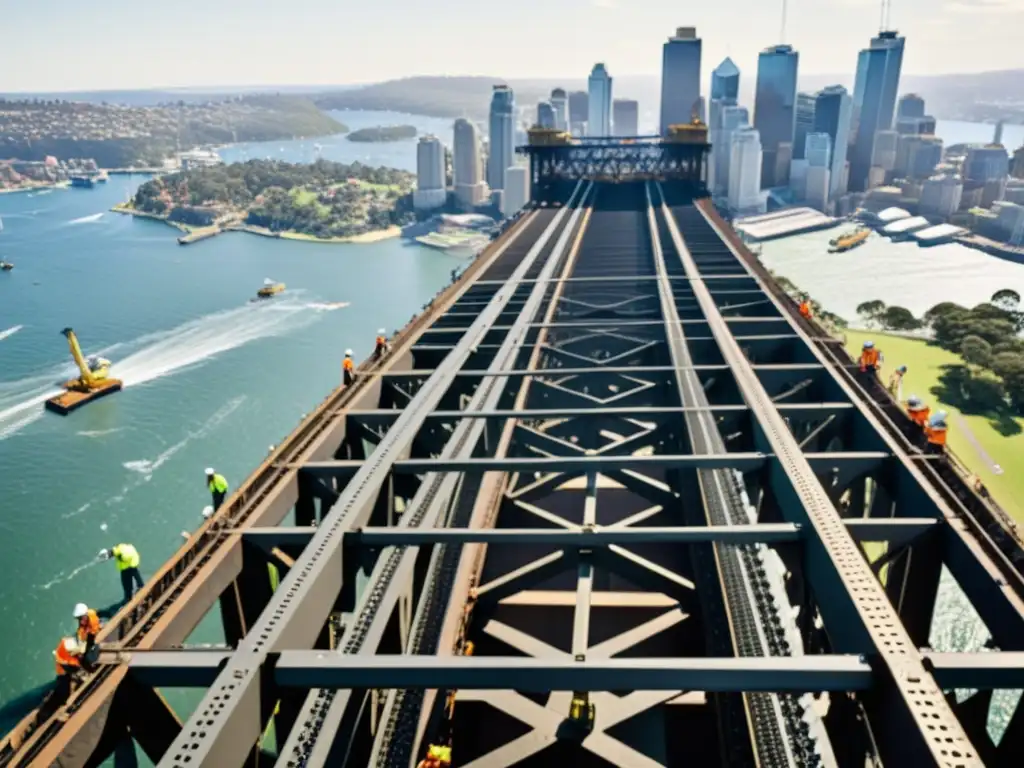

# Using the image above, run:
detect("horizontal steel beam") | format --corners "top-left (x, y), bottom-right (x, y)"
top-left (348, 403), bottom-right (853, 421)
top-left (844, 518), bottom-right (938, 547)
top-left (127, 651), bottom-right (232, 687)
top-left (381, 363), bottom-right (823, 379)
top-left (273, 654), bottom-right (872, 692)
top-left (472, 274), bottom-right (760, 286)
top-left (925, 651), bottom-right (1024, 690)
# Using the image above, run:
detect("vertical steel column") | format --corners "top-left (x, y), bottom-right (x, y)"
top-left (119, 676), bottom-right (183, 765)
top-left (219, 541), bottom-right (276, 647)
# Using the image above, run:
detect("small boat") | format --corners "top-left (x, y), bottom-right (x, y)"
top-left (255, 278), bottom-right (285, 299)
top-left (828, 228), bottom-right (870, 254)
top-left (0, 261), bottom-right (12, 271)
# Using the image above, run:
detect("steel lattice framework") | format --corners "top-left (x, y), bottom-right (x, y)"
top-left (3, 181), bottom-right (1024, 768)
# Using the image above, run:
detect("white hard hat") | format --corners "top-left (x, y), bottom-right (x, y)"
top-left (863, 340), bottom-right (875, 348)
top-left (73, 603), bottom-right (89, 619)
top-left (378, 328), bottom-right (385, 334)
top-left (205, 467), bottom-right (215, 475)
top-left (345, 349), bottom-right (353, 356)
top-left (202, 506), bottom-right (214, 519)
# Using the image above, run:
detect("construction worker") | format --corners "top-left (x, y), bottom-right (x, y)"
top-left (417, 744), bottom-right (452, 768)
top-left (906, 395), bottom-right (931, 428)
top-left (99, 543), bottom-right (144, 603)
top-left (798, 297), bottom-right (812, 320)
top-left (858, 340), bottom-right (883, 376)
top-left (924, 411), bottom-right (949, 455)
top-left (343, 349), bottom-right (355, 386)
top-left (50, 637), bottom-right (85, 711)
top-left (73, 603), bottom-right (101, 660)
top-left (373, 329), bottom-right (390, 361)
top-left (888, 365), bottom-right (908, 399)
top-left (206, 467), bottom-right (229, 510)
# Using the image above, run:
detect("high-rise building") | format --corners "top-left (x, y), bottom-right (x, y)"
top-left (660, 27), bottom-right (703, 134)
top-left (894, 134), bottom-right (942, 180)
top-left (805, 165), bottom-right (831, 212)
top-left (713, 105), bottom-right (750, 197)
top-left (550, 89), bottom-right (568, 131)
top-left (502, 166), bottom-right (529, 217)
top-left (587, 63), bottom-right (613, 137)
top-left (728, 127), bottom-right (764, 213)
top-left (711, 57), bottom-right (740, 101)
top-left (919, 173), bottom-right (963, 218)
top-left (793, 93), bottom-right (817, 159)
top-left (568, 90), bottom-right (589, 131)
top-left (848, 30), bottom-right (905, 191)
top-left (994, 120), bottom-right (1005, 147)
top-left (789, 158), bottom-right (809, 201)
top-left (1013, 146), bottom-right (1024, 179)
top-left (897, 93), bottom-right (925, 119)
top-left (613, 99), bottom-right (639, 137)
top-left (453, 118), bottom-right (486, 210)
top-left (537, 101), bottom-right (556, 129)
top-left (814, 85), bottom-right (853, 200)
top-left (872, 130), bottom-right (899, 172)
top-left (413, 135), bottom-right (447, 211)
top-left (964, 145), bottom-right (1010, 183)
top-left (896, 115), bottom-right (936, 135)
top-left (753, 44), bottom-right (799, 188)
top-left (487, 85), bottom-right (515, 192)
top-left (805, 132), bottom-right (832, 169)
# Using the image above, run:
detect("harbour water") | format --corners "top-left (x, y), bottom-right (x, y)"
top-left (0, 109), bottom-right (1020, 750)
top-left (0, 111), bottom-right (466, 735)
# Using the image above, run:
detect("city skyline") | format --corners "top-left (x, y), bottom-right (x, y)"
top-left (1, 1), bottom-right (1023, 92)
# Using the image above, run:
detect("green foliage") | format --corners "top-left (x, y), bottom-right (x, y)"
top-left (992, 288), bottom-right (1021, 312)
top-left (960, 335), bottom-right (993, 369)
top-left (880, 306), bottom-right (922, 331)
top-left (923, 301), bottom-right (966, 325)
top-left (133, 158), bottom-right (414, 239)
top-left (856, 299), bottom-right (886, 326)
top-left (347, 125), bottom-right (418, 143)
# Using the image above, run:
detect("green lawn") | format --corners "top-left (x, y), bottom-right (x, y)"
top-left (844, 329), bottom-right (1024, 523)
top-left (289, 187), bottom-right (330, 217)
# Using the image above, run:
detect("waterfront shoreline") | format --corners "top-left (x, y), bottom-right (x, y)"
top-left (111, 204), bottom-right (401, 246)
top-left (0, 180), bottom-right (70, 196)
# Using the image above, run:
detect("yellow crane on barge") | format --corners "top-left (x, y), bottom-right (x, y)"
top-left (45, 328), bottom-right (123, 415)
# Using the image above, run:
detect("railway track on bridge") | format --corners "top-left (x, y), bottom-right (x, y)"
top-left (5, 175), bottom-right (1024, 768)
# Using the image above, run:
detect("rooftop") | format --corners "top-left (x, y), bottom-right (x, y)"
top-left (913, 223), bottom-right (967, 240)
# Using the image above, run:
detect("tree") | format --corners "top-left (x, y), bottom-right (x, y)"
top-left (856, 300), bottom-right (886, 327)
top-left (923, 301), bottom-right (967, 326)
top-left (879, 306), bottom-right (921, 331)
top-left (960, 335), bottom-right (993, 369)
top-left (991, 353), bottom-right (1024, 411)
top-left (991, 288), bottom-right (1021, 312)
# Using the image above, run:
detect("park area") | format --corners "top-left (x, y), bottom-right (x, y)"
top-left (844, 329), bottom-right (1024, 523)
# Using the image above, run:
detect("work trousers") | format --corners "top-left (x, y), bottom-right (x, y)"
top-left (344, 369), bottom-right (355, 386)
top-left (212, 490), bottom-right (226, 510)
top-left (120, 567), bottom-right (144, 603)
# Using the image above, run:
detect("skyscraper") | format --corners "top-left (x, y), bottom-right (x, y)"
top-left (413, 135), bottom-right (446, 211)
top-left (753, 44), bottom-right (799, 188)
top-left (487, 85), bottom-right (515, 192)
top-left (711, 57), bottom-right (740, 101)
top-left (848, 30), bottom-right (905, 192)
top-left (453, 118), bottom-right (485, 210)
top-left (613, 99), bottom-right (639, 137)
top-left (714, 105), bottom-right (749, 197)
top-left (550, 89), bottom-right (568, 131)
top-left (814, 85), bottom-right (852, 200)
top-left (660, 27), bottom-right (702, 135)
top-left (537, 101), bottom-right (556, 129)
top-left (793, 93), bottom-right (816, 159)
top-left (502, 166), bottom-right (529, 217)
top-left (728, 127), bottom-right (764, 213)
top-left (568, 91), bottom-right (589, 135)
top-left (805, 132), bottom-right (832, 169)
top-left (897, 93), bottom-right (925, 119)
top-left (588, 63), bottom-right (613, 138)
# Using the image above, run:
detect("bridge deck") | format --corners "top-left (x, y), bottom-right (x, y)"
top-left (4, 183), bottom-right (1024, 768)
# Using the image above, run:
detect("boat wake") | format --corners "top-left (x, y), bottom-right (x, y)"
top-left (76, 427), bottom-right (124, 438)
top-left (0, 325), bottom-right (23, 342)
top-left (66, 212), bottom-right (104, 225)
top-left (0, 296), bottom-right (335, 442)
top-left (37, 558), bottom-right (101, 591)
top-left (124, 395), bottom-right (246, 477)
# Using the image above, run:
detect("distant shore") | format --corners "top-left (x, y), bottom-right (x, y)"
top-left (110, 203), bottom-right (401, 245)
top-left (0, 180), bottom-right (70, 196)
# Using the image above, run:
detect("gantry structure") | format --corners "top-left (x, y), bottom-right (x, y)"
top-left (3, 156), bottom-right (1024, 768)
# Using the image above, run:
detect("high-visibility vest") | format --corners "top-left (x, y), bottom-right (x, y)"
top-left (208, 473), bottom-right (228, 494)
top-left (77, 610), bottom-right (100, 643)
top-left (375, 336), bottom-right (386, 347)
top-left (859, 348), bottom-right (880, 370)
top-left (799, 302), bottom-right (811, 318)
top-left (343, 358), bottom-right (354, 372)
top-left (925, 425), bottom-right (947, 446)
top-left (111, 544), bottom-right (140, 571)
top-left (907, 406), bottom-right (930, 427)
top-left (55, 641), bottom-right (81, 676)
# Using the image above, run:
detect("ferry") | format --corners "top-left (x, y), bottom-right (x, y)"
top-left (0, 261), bottom-right (12, 271)
top-left (828, 228), bottom-right (870, 253)
top-left (70, 175), bottom-right (96, 189)
top-left (255, 278), bottom-right (285, 299)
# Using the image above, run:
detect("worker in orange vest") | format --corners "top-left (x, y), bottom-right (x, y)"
top-left (798, 297), bottom-right (812, 320)
top-left (52, 637), bottom-right (85, 709)
top-left (858, 340), bottom-right (883, 375)
top-left (417, 744), bottom-right (452, 768)
top-left (373, 329), bottom-right (390, 361)
top-left (343, 349), bottom-right (355, 386)
top-left (906, 395), bottom-right (931, 427)
top-left (924, 411), bottom-right (948, 454)
top-left (73, 603), bottom-right (102, 660)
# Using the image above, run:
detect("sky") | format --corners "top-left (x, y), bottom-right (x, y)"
top-left (1, 0), bottom-right (1022, 92)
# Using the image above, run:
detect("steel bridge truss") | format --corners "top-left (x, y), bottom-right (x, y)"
top-left (8, 181), bottom-right (1024, 768)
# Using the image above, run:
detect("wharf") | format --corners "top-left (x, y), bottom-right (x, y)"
top-left (733, 206), bottom-right (840, 241)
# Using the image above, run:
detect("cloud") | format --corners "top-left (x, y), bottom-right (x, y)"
top-left (944, 0), bottom-right (1024, 13)
top-left (592, 0), bottom-right (618, 7)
